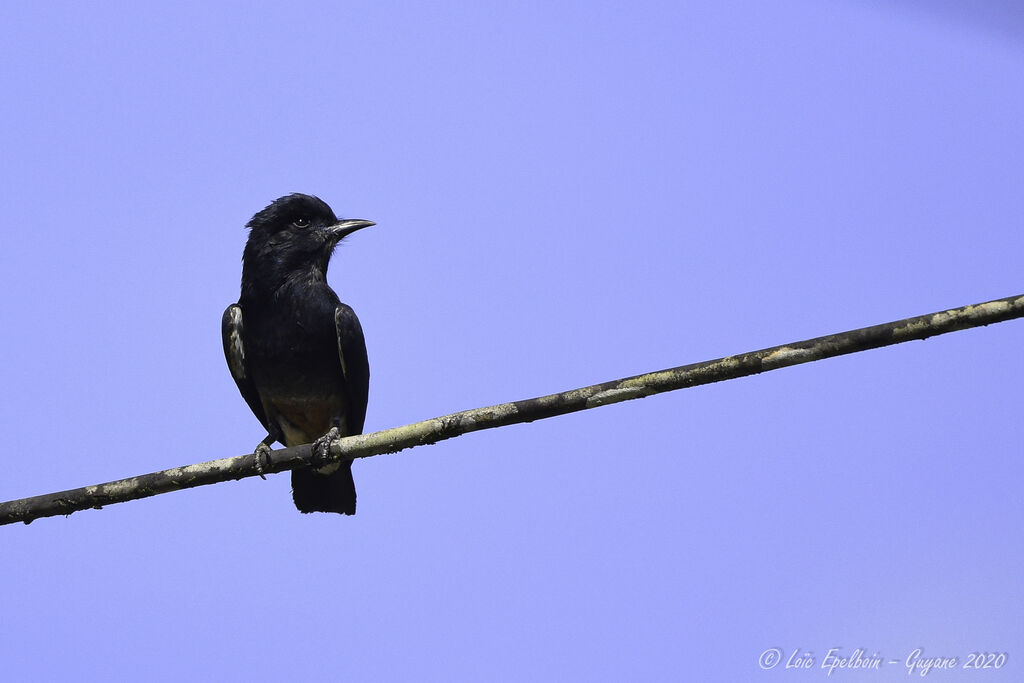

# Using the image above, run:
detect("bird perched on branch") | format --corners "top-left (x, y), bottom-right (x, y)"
top-left (222, 194), bottom-right (373, 514)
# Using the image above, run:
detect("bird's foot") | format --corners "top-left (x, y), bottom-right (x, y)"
top-left (253, 441), bottom-right (273, 480)
top-left (312, 427), bottom-right (341, 467)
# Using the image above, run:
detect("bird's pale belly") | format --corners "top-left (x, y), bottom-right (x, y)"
top-left (259, 393), bottom-right (349, 447)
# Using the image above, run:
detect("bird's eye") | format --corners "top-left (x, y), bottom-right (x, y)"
top-left (292, 217), bottom-right (311, 228)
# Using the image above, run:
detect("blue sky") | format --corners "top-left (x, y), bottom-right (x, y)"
top-left (1, 2), bottom-right (1022, 681)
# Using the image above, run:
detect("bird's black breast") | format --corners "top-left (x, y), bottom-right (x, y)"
top-left (242, 280), bottom-right (349, 446)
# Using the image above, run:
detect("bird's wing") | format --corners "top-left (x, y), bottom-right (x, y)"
top-left (335, 304), bottom-right (370, 434)
top-left (222, 304), bottom-right (270, 432)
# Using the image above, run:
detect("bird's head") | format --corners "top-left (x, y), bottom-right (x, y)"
top-left (241, 193), bottom-right (373, 290)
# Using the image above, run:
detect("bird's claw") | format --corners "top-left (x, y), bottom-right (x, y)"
top-left (254, 442), bottom-right (272, 480)
top-left (312, 427), bottom-right (341, 466)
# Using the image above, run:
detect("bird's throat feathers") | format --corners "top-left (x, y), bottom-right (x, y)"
top-left (241, 239), bottom-right (335, 302)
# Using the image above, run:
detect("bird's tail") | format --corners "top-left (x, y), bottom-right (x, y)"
top-left (291, 461), bottom-right (357, 515)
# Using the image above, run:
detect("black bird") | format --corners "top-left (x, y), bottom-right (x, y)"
top-left (222, 194), bottom-right (373, 514)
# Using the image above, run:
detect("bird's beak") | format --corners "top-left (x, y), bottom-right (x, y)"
top-left (327, 219), bottom-right (375, 240)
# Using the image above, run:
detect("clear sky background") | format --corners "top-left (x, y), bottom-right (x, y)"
top-left (2, 2), bottom-right (1022, 681)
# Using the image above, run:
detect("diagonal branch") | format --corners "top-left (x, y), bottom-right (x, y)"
top-left (2, 293), bottom-right (1022, 526)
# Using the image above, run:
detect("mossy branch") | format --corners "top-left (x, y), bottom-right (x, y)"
top-left (2, 293), bottom-right (1022, 526)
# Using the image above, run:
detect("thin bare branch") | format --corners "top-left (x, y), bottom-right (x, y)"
top-left (2, 293), bottom-right (1022, 526)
